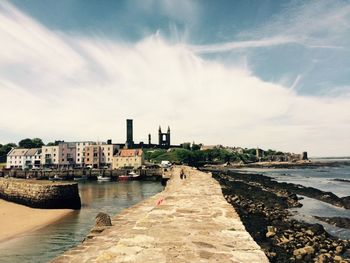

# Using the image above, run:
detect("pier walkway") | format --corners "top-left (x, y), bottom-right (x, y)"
top-left (52, 166), bottom-right (268, 263)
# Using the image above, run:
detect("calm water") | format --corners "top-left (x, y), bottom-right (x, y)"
top-left (0, 181), bottom-right (163, 263)
top-left (231, 160), bottom-right (350, 239)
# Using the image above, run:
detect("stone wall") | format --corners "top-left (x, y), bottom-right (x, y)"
top-left (0, 178), bottom-right (81, 209)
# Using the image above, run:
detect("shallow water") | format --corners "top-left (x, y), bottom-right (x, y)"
top-left (231, 162), bottom-right (350, 239)
top-left (0, 180), bottom-right (163, 263)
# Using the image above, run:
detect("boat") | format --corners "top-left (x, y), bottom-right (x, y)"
top-left (49, 175), bottom-right (64, 181)
top-left (73, 175), bottom-right (88, 181)
top-left (118, 171), bottom-right (141, 181)
top-left (97, 175), bottom-right (111, 182)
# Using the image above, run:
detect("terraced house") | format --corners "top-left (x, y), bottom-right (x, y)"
top-left (41, 142), bottom-right (76, 168)
top-left (85, 144), bottom-right (118, 168)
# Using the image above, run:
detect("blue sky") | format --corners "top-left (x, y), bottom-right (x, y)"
top-left (10, 0), bottom-right (350, 95)
top-left (1, 0), bottom-right (350, 156)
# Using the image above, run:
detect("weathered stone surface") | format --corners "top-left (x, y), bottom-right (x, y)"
top-left (52, 166), bottom-right (268, 262)
top-left (0, 178), bottom-right (81, 209)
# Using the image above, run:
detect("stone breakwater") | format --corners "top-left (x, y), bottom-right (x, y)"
top-left (52, 166), bottom-right (268, 263)
top-left (0, 178), bottom-right (81, 209)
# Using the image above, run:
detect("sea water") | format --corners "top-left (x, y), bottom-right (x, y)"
top-left (233, 159), bottom-right (350, 239)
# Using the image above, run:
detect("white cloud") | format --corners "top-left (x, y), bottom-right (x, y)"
top-left (0, 2), bottom-right (349, 156)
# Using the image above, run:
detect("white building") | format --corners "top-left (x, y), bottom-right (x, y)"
top-left (75, 141), bottom-right (94, 167)
top-left (6, 148), bottom-right (28, 169)
top-left (101, 144), bottom-right (119, 167)
top-left (24, 148), bottom-right (41, 169)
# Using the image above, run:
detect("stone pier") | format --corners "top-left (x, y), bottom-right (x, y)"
top-left (52, 166), bottom-right (268, 262)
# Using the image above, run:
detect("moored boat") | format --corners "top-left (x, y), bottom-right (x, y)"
top-left (118, 171), bottom-right (141, 181)
top-left (97, 175), bottom-right (111, 181)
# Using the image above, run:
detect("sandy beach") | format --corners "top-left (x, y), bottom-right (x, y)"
top-left (0, 199), bottom-right (73, 242)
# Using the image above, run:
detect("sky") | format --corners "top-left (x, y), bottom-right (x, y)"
top-left (0, 0), bottom-right (350, 156)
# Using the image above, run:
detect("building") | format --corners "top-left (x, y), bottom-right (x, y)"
top-left (101, 144), bottom-right (118, 167)
top-left (85, 145), bottom-right (102, 168)
top-left (158, 126), bottom-right (170, 148)
top-left (24, 148), bottom-right (41, 169)
top-left (75, 141), bottom-right (94, 167)
top-left (85, 144), bottom-right (118, 168)
top-left (6, 148), bottom-right (28, 169)
top-left (112, 149), bottom-right (144, 169)
top-left (41, 145), bottom-right (60, 167)
top-left (41, 142), bottom-right (76, 168)
top-left (126, 119), bottom-right (134, 149)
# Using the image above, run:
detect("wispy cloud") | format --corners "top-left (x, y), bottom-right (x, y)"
top-left (188, 36), bottom-right (297, 53)
top-left (0, 1), bottom-right (349, 156)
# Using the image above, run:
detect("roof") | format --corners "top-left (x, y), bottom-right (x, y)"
top-left (24, 148), bottom-right (41, 156)
top-left (7, 148), bottom-right (28, 156)
top-left (118, 149), bottom-right (143, 157)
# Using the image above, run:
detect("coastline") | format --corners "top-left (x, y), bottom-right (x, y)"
top-left (205, 159), bottom-right (350, 169)
top-left (212, 169), bottom-right (350, 262)
top-left (0, 199), bottom-right (73, 243)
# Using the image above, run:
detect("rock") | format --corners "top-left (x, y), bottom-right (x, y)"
top-left (95, 212), bottom-right (112, 227)
top-left (266, 226), bottom-right (276, 238)
top-left (305, 229), bottom-right (314, 236)
top-left (335, 245), bottom-right (343, 254)
top-left (316, 254), bottom-right (329, 263)
top-left (334, 255), bottom-right (342, 262)
top-left (293, 246), bottom-right (314, 257)
top-left (308, 224), bottom-right (325, 235)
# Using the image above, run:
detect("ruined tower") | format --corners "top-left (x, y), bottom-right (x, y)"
top-left (158, 126), bottom-right (171, 148)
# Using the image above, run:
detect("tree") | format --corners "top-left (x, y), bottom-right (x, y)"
top-left (18, 138), bottom-right (45, 148)
top-left (191, 142), bottom-right (201, 151)
top-left (19, 138), bottom-right (35, 148)
top-left (181, 142), bottom-right (191, 150)
top-left (0, 143), bottom-right (17, 162)
top-left (32, 138), bottom-right (44, 148)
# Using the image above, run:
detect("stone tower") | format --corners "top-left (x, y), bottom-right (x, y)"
top-left (126, 119), bottom-right (134, 149)
top-left (158, 126), bottom-right (171, 148)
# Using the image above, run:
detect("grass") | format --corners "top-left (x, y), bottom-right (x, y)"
top-left (0, 163), bottom-right (6, 169)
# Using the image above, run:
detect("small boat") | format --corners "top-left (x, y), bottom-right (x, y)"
top-left (49, 175), bottom-right (64, 181)
top-left (118, 171), bottom-right (141, 181)
top-left (97, 175), bottom-right (111, 182)
top-left (74, 175), bottom-right (88, 181)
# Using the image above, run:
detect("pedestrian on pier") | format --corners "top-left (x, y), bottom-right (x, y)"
top-left (180, 169), bottom-right (185, 180)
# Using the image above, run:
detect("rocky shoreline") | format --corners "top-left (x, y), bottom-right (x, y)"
top-left (210, 170), bottom-right (350, 262)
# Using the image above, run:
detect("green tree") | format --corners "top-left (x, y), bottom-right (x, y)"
top-left (31, 138), bottom-right (44, 148)
top-left (0, 143), bottom-right (17, 162)
top-left (19, 138), bottom-right (35, 148)
top-left (181, 142), bottom-right (191, 150)
top-left (191, 142), bottom-right (201, 151)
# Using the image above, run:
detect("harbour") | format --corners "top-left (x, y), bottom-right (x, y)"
top-left (0, 180), bottom-right (163, 263)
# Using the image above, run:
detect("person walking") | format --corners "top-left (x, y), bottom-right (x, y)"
top-left (180, 169), bottom-right (184, 180)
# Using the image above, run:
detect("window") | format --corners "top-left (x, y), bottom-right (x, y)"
top-left (77, 153), bottom-right (80, 156)
top-left (87, 158), bottom-right (89, 161)
top-left (94, 153), bottom-right (97, 157)
top-left (77, 158), bottom-right (80, 162)
top-left (108, 153), bottom-right (110, 156)
top-left (54, 154), bottom-right (56, 157)
top-left (62, 159), bottom-right (64, 162)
